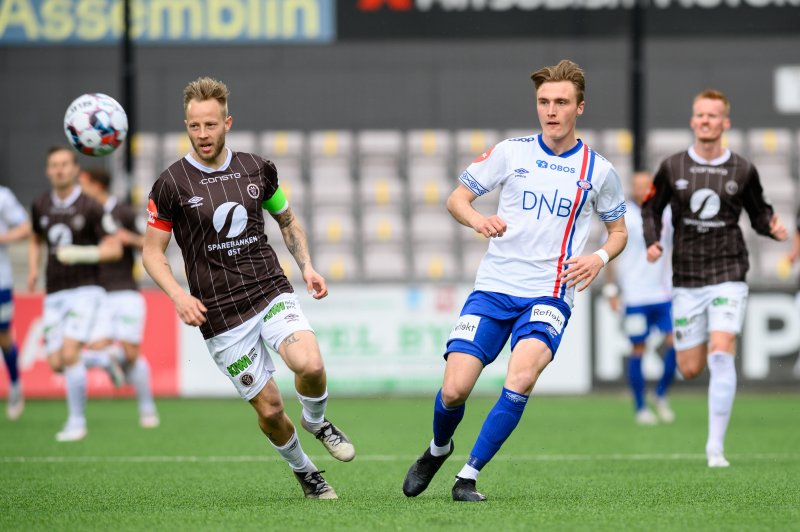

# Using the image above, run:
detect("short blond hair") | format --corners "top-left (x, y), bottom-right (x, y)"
top-left (693, 89), bottom-right (730, 116)
top-left (531, 60), bottom-right (586, 104)
top-left (183, 77), bottom-right (230, 115)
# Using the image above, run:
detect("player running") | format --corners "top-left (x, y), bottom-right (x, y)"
top-left (402, 60), bottom-right (627, 502)
top-left (143, 77), bottom-right (354, 500)
top-left (28, 146), bottom-right (122, 441)
top-left (79, 168), bottom-right (159, 428)
top-left (642, 89), bottom-right (788, 467)
top-left (0, 185), bottom-right (32, 420)
top-left (603, 171), bottom-right (676, 425)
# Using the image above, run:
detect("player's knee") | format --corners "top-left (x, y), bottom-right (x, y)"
top-left (257, 403), bottom-right (287, 429)
top-left (678, 360), bottom-right (703, 379)
top-left (440, 384), bottom-right (469, 406)
top-left (296, 358), bottom-right (325, 383)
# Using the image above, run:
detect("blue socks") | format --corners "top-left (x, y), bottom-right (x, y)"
top-left (656, 346), bottom-right (676, 398)
top-left (628, 356), bottom-right (645, 411)
top-left (467, 387), bottom-right (528, 471)
top-left (2, 344), bottom-right (19, 384)
top-left (432, 388), bottom-right (465, 448)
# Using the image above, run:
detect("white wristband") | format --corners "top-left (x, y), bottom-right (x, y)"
top-left (593, 249), bottom-right (609, 266)
top-left (56, 245), bottom-right (101, 265)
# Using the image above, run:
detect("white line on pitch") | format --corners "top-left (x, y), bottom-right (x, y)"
top-left (2, 453), bottom-right (798, 464)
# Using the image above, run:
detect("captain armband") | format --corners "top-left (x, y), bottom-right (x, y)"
top-left (261, 187), bottom-right (288, 214)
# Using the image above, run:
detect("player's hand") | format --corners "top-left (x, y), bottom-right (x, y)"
top-left (560, 254), bottom-right (604, 291)
top-left (303, 267), bottom-right (328, 300)
top-left (173, 291), bottom-right (207, 326)
top-left (116, 228), bottom-right (137, 246)
top-left (473, 215), bottom-right (507, 239)
top-left (769, 214), bottom-right (788, 241)
top-left (646, 243), bottom-right (662, 263)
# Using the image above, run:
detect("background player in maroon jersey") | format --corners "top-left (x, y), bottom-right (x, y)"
top-left (28, 147), bottom-right (122, 441)
top-left (79, 168), bottom-right (159, 429)
top-left (142, 77), bottom-right (353, 499)
top-left (642, 90), bottom-right (788, 467)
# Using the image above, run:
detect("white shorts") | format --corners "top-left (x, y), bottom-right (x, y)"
top-left (89, 290), bottom-right (146, 344)
top-left (43, 286), bottom-right (105, 354)
top-left (204, 293), bottom-right (313, 401)
top-left (671, 282), bottom-right (749, 351)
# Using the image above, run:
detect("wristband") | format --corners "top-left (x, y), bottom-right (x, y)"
top-left (602, 283), bottom-right (619, 298)
top-left (593, 249), bottom-right (609, 266)
top-left (56, 245), bottom-right (101, 265)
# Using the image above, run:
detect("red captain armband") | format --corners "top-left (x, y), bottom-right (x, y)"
top-left (147, 198), bottom-right (173, 232)
top-left (472, 145), bottom-right (495, 163)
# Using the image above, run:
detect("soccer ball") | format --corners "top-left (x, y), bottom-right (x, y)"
top-left (63, 93), bottom-right (128, 157)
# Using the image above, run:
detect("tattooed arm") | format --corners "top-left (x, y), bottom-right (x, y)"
top-left (272, 207), bottom-right (328, 299)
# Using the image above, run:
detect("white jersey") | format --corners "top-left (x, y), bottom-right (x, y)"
top-left (615, 202), bottom-right (673, 307)
top-left (0, 186), bottom-right (29, 290)
top-left (461, 134), bottom-right (626, 306)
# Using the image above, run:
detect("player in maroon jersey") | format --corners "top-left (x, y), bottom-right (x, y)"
top-left (28, 146), bottom-right (122, 442)
top-left (642, 90), bottom-right (788, 467)
top-left (142, 77), bottom-right (353, 499)
top-left (79, 168), bottom-right (159, 429)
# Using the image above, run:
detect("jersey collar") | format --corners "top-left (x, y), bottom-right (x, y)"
top-left (688, 145), bottom-right (731, 166)
top-left (51, 186), bottom-right (81, 208)
top-left (184, 147), bottom-right (233, 173)
top-left (537, 134), bottom-right (584, 158)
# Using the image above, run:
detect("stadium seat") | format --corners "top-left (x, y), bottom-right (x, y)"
top-left (225, 131), bottom-right (257, 154)
top-left (413, 243), bottom-right (458, 282)
top-left (162, 132), bottom-right (193, 167)
top-left (407, 130), bottom-right (454, 206)
top-left (454, 129), bottom-right (500, 173)
top-left (357, 130), bottom-right (405, 206)
top-left (647, 129), bottom-right (693, 170)
top-left (723, 128), bottom-right (745, 154)
top-left (312, 205), bottom-right (357, 246)
top-left (361, 205), bottom-right (406, 245)
top-left (260, 131), bottom-right (307, 211)
top-left (314, 244), bottom-right (360, 282)
top-left (308, 130), bottom-right (355, 205)
top-left (600, 129), bottom-right (634, 192)
top-left (110, 132), bottom-right (160, 207)
top-left (410, 207), bottom-right (457, 245)
top-left (363, 243), bottom-right (409, 281)
top-left (746, 128), bottom-right (796, 199)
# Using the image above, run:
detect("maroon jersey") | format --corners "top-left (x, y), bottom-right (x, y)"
top-left (642, 148), bottom-right (776, 288)
top-left (147, 150), bottom-right (292, 339)
top-left (99, 198), bottom-right (139, 292)
top-left (31, 187), bottom-right (110, 294)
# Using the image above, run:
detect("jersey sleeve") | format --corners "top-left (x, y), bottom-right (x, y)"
top-left (458, 141), bottom-right (510, 196)
top-left (89, 200), bottom-right (113, 240)
top-left (147, 176), bottom-right (176, 232)
top-left (741, 163), bottom-right (775, 238)
top-left (641, 159), bottom-right (672, 247)
top-left (261, 160), bottom-right (288, 214)
top-left (595, 165), bottom-right (626, 222)
top-left (30, 199), bottom-right (43, 236)
top-left (0, 190), bottom-right (28, 227)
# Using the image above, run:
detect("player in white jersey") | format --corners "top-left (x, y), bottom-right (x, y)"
top-left (403, 60), bottom-right (628, 502)
top-left (603, 171), bottom-right (676, 425)
top-left (0, 186), bottom-right (32, 420)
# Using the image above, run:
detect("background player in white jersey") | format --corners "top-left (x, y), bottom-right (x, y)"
top-left (642, 90), bottom-right (787, 468)
top-left (0, 186), bottom-right (32, 420)
top-left (28, 147), bottom-right (122, 441)
top-left (604, 171), bottom-right (676, 425)
top-left (143, 78), bottom-right (353, 500)
top-left (79, 168), bottom-right (159, 428)
top-left (403, 60), bottom-right (628, 502)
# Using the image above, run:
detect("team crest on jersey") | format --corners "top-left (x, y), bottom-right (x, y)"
top-left (472, 146), bottom-right (495, 163)
top-left (576, 180), bottom-right (593, 191)
top-left (247, 184), bottom-right (260, 199)
top-left (536, 160), bottom-right (548, 169)
top-left (724, 180), bottom-right (739, 195)
top-left (239, 373), bottom-right (255, 387)
top-left (71, 214), bottom-right (85, 231)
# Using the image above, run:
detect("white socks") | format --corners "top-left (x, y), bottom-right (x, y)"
top-left (82, 345), bottom-right (123, 368)
top-left (430, 438), bottom-right (452, 458)
top-left (125, 357), bottom-right (157, 417)
top-left (272, 432), bottom-right (315, 472)
top-left (297, 389), bottom-right (328, 429)
top-left (707, 352), bottom-right (737, 455)
top-left (63, 362), bottom-right (87, 427)
top-left (457, 464), bottom-right (480, 481)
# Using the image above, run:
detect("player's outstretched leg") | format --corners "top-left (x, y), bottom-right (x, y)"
top-left (300, 415), bottom-right (355, 462)
top-left (403, 441), bottom-right (455, 497)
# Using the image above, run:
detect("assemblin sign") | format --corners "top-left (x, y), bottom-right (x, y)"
top-left (0, 0), bottom-right (335, 44)
top-left (356, 0), bottom-right (800, 8)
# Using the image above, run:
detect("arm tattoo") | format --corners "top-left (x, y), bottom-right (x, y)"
top-left (274, 210), bottom-right (311, 272)
top-left (282, 333), bottom-right (300, 347)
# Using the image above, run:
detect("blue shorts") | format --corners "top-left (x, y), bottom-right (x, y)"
top-left (0, 288), bottom-right (12, 332)
top-left (445, 291), bottom-right (572, 366)
top-left (624, 301), bottom-right (672, 345)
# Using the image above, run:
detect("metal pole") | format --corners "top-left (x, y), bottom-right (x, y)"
top-left (630, 0), bottom-right (645, 172)
top-left (122, 0), bottom-right (135, 192)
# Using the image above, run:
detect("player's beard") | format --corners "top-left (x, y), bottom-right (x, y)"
top-left (191, 132), bottom-right (226, 165)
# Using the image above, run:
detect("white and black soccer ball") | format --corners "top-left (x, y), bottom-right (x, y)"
top-left (63, 93), bottom-right (128, 157)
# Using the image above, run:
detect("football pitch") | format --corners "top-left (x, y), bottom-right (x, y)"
top-left (2, 393), bottom-right (798, 531)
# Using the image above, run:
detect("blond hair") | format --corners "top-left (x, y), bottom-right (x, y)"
top-left (693, 89), bottom-right (730, 116)
top-left (531, 60), bottom-right (586, 104)
top-left (183, 77), bottom-right (230, 115)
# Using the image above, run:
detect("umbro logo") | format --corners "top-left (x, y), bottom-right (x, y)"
top-left (514, 168), bottom-right (529, 175)
top-left (676, 179), bottom-right (689, 191)
top-left (187, 196), bottom-right (204, 208)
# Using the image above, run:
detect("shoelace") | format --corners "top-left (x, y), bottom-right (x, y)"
top-left (304, 471), bottom-right (329, 494)
top-left (319, 424), bottom-right (345, 446)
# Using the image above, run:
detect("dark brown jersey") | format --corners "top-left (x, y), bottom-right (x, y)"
top-left (642, 148), bottom-right (776, 288)
top-left (31, 187), bottom-right (110, 294)
top-left (147, 150), bottom-right (292, 339)
top-left (99, 198), bottom-right (139, 292)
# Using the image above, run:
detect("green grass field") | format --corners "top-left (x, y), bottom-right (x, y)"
top-left (1, 393), bottom-right (799, 531)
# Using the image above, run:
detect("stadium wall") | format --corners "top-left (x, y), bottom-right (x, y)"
top-left (3, 286), bottom-right (798, 399)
